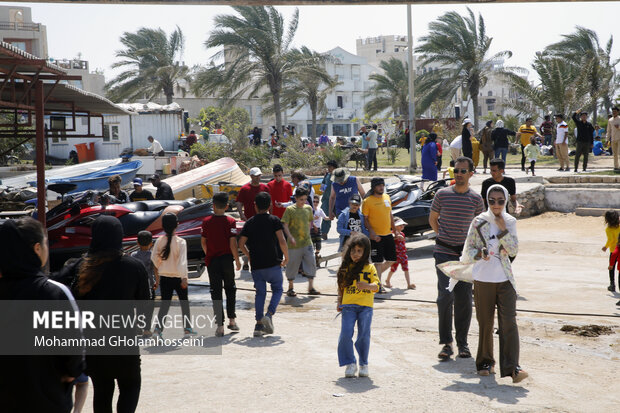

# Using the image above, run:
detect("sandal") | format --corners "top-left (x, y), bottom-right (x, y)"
top-left (407, 284), bottom-right (417, 290)
top-left (457, 346), bottom-right (472, 359)
top-left (286, 289), bottom-right (297, 297)
top-left (438, 344), bottom-right (453, 361)
top-left (308, 288), bottom-right (321, 295)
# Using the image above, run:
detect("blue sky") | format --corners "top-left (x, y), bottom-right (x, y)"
top-left (9, 1), bottom-right (620, 83)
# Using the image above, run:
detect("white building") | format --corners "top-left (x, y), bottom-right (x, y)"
top-left (0, 6), bottom-right (47, 58)
top-left (284, 46), bottom-right (379, 137)
top-left (51, 58), bottom-right (106, 96)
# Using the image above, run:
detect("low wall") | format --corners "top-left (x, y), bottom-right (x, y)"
top-left (516, 184), bottom-right (546, 218)
top-left (545, 186), bottom-right (620, 213)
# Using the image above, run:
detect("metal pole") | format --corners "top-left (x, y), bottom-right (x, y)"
top-left (35, 80), bottom-right (46, 226)
top-left (407, 4), bottom-right (417, 171)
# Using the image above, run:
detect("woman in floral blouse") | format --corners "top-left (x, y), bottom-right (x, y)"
top-left (461, 184), bottom-right (528, 383)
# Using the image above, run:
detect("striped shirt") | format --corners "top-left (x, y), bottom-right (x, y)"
top-left (431, 186), bottom-right (484, 256)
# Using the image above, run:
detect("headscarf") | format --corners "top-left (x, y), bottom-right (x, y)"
top-left (495, 119), bottom-right (504, 128)
top-left (427, 132), bottom-right (438, 142)
top-left (89, 216), bottom-right (123, 253)
top-left (0, 220), bottom-right (42, 278)
top-left (479, 184), bottom-right (517, 229)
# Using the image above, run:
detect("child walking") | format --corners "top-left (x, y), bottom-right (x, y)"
top-left (312, 195), bottom-right (327, 265)
top-left (524, 136), bottom-right (541, 176)
top-left (131, 230), bottom-right (156, 337)
top-left (201, 192), bottom-right (241, 337)
top-left (337, 233), bottom-right (380, 378)
top-left (152, 213), bottom-right (196, 337)
top-left (385, 218), bottom-right (415, 289)
top-left (602, 210), bottom-right (620, 291)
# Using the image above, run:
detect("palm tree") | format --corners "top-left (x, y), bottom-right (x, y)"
top-left (193, 6), bottom-right (302, 132)
top-left (503, 53), bottom-right (588, 119)
top-left (265, 47), bottom-right (338, 139)
top-left (545, 27), bottom-right (616, 122)
top-left (415, 8), bottom-right (513, 130)
top-left (106, 26), bottom-right (190, 104)
top-left (364, 58), bottom-right (409, 121)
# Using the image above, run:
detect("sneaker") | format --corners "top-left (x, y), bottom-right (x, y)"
top-left (477, 364), bottom-right (495, 376)
top-left (345, 363), bottom-right (357, 378)
top-left (512, 367), bottom-right (529, 383)
top-left (378, 286), bottom-right (387, 294)
top-left (359, 364), bottom-right (369, 377)
top-left (608, 285), bottom-right (616, 292)
top-left (261, 314), bottom-right (274, 334)
top-left (556, 168), bottom-right (564, 171)
top-left (253, 324), bottom-right (264, 337)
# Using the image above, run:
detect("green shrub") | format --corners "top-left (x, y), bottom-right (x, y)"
top-left (319, 145), bottom-right (347, 167)
top-left (190, 142), bottom-right (230, 163)
top-left (386, 147), bottom-right (400, 165)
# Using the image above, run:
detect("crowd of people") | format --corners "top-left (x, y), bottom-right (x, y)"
top-left (9, 142), bottom-right (620, 411)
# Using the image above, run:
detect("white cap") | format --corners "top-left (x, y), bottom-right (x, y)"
top-left (394, 217), bottom-right (406, 227)
top-left (462, 118), bottom-right (472, 126)
top-left (249, 167), bottom-right (262, 176)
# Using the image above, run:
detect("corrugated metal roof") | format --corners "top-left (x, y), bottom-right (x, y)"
top-left (0, 41), bottom-right (66, 74)
top-left (44, 83), bottom-right (130, 115)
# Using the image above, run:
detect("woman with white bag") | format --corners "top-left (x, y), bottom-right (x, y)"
top-left (438, 184), bottom-right (528, 383)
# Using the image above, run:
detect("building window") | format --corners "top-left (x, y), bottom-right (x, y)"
top-left (103, 124), bottom-right (120, 142)
top-left (337, 96), bottom-right (343, 109)
top-left (333, 124), bottom-right (350, 136)
top-left (256, 105), bottom-right (262, 124)
top-left (488, 91), bottom-right (493, 96)
top-left (394, 48), bottom-right (399, 52)
top-left (50, 131), bottom-right (67, 143)
top-left (335, 65), bottom-right (345, 79)
top-left (488, 105), bottom-right (495, 111)
top-left (351, 65), bottom-right (360, 81)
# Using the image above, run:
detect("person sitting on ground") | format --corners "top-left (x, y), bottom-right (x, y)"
top-left (238, 192), bottom-right (289, 337)
top-left (281, 187), bottom-right (320, 297)
top-left (592, 136), bottom-right (610, 156)
top-left (129, 178), bottom-right (154, 202)
top-left (148, 174), bottom-right (175, 200)
top-left (147, 136), bottom-right (165, 157)
top-left (107, 174), bottom-right (129, 204)
top-left (336, 194), bottom-right (369, 251)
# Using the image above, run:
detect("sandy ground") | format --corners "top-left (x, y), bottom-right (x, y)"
top-left (77, 211), bottom-right (620, 413)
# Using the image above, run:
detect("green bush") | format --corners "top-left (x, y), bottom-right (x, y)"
top-left (279, 136), bottom-right (322, 171)
top-left (235, 145), bottom-right (271, 171)
top-left (190, 142), bottom-right (230, 163)
top-left (386, 147), bottom-right (400, 165)
top-left (319, 145), bottom-right (347, 167)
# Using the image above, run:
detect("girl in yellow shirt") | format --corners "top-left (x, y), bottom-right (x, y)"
top-left (337, 234), bottom-right (380, 378)
top-left (602, 210), bottom-right (620, 291)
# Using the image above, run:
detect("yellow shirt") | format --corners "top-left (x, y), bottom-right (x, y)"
top-left (605, 226), bottom-right (620, 251)
top-left (447, 166), bottom-right (455, 179)
top-left (362, 193), bottom-right (392, 236)
top-left (518, 124), bottom-right (538, 146)
top-left (341, 263), bottom-right (380, 307)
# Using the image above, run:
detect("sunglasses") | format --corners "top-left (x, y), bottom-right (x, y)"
top-left (488, 198), bottom-right (505, 206)
top-left (454, 168), bottom-right (470, 175)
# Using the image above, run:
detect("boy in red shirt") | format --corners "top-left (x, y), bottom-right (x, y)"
top-left (267, 164), bottom-right (292, 219)
top-left (201, 192), bottom-right (242, 337)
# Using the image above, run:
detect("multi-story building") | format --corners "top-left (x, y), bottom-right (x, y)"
top-left (0, 6), bottom-right (47, 58)
top-left (50, 58), bottom-right (106, 96)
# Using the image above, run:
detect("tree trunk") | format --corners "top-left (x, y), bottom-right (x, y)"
top-left (311, 109), bottom-right (317, 140)
top-left (591, 91), bottom-right (598, 125)
top-left (273, 89), bottom-right (282, 138)
top-left (472, 94), bottom-right (480, 131)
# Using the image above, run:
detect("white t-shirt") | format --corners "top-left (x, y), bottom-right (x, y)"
top-left (149, 139), bottom-right (164, 154)
top-left (313, 208), bottom-right (327, 228)
top-left (473, 221), bottom-right (508, 283)
top-left (450, 135), bottom-right (463, 149)
top-left (555, 121), bottom-right (568, 144)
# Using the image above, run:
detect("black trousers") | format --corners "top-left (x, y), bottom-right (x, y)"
top-left (574, 141), bottom-right (590, 170)
top-left (207, 255), bottom-right (237, 326)
top-left (434, 252), bottom-right (472, 348)
top-left (88, 355), bottom-right (141, 413)
top-left (527, 160), bottom-right (536, 174)
top-left (520, 144), bottom-right (526, 170)
top-left (156, 276), bottom-right (190, 330)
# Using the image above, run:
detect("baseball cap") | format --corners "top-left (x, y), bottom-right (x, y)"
top-left (133, 177), bottom-right (143, 186)
top-left (148, 174), bottom-right (160, 181)
top-left (249, 167), bottom-right (262, 176)
top-left (394, 217), bottom-right (406, 227)
top-left (349, 194), bottom-right (361, 204)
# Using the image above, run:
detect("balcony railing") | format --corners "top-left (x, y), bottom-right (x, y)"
top-left (0, 21), bottom-right (41, 31)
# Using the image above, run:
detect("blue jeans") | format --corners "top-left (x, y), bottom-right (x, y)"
top-left (338, 304), bottom-right (373, 366)
top-left (494, 147), bottom-right (508, 162)
top-left (544, 135), bottom-right (553, 146)
top-left (252, 265), bottom-right (284, 321)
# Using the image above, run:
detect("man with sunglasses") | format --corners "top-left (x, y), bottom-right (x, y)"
top-left (429, 156), bottom-right (484, 362)
top-left (480, 158), bottom-right (520, 213)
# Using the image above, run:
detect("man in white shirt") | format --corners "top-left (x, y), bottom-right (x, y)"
top-left (365, 124), bottom-right (379, 171)
top-left (606, 107), bottom-right (620, 171)
top-left (147, 136), bottom-right (165, 156)
top-left (554, 114), bottom-right (569, 171)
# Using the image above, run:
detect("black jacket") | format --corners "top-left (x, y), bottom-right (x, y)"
top-left (491, 128), bottom-right (516, 149)
top-left (155, 182), bottom-right (175, 200)
top-left (572, 112), bottom-right (594, 144)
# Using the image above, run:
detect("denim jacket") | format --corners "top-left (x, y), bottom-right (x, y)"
top-left (336, 207), bottom-right (369, 249)
top-left (462, 216), bottom-right (519, 291)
